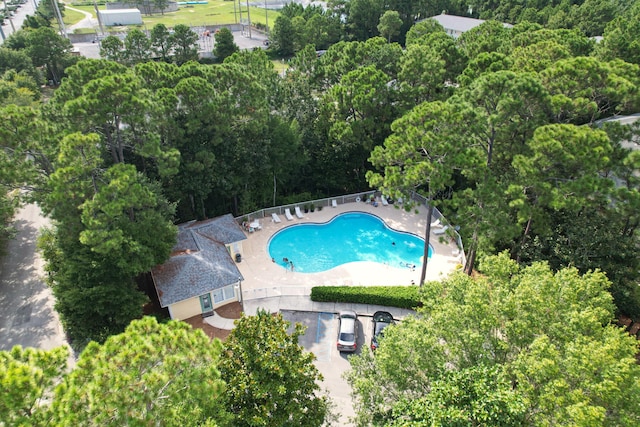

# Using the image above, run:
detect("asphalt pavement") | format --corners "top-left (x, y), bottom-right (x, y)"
top-left (1, 0), bottom-right (38, 44)
top-left (0, 204), bottom-right (69, 352)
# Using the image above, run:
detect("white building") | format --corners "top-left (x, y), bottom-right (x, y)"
top-left (98, 9), bottom-right (143, 26)
top-left (422, 13), bottom-right (513, 38)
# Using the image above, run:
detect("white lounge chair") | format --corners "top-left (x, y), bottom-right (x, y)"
top-left (271, 213), bottom-right (282, 223)
top-left (331, 199), bottom-right (338, 208)
top-left (433, 225), bottom-right (449, 235)
top-left (430, 218), bottom-right (444, 228)
top-left (284, 208), bottom-right (294, 221)
top-left (295, 206), bottom-right (304, 219)
top-left (381, 195), bottom-right (389, 206)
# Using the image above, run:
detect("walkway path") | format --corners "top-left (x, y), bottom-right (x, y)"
top-left (65, 5), bottom-right (98, 32)
top-left (204, 285), bottom-right (415, 330)
top-left (0, 204), bottom-right (69, 353)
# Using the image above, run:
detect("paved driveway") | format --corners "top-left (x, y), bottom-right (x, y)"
top-left (0, 204), bottom-right (68, 352)
top-left (282, 310), bottom-right (375, 427)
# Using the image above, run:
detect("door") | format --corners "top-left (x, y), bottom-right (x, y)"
top-left (199, 293), bottom-right (213, 314)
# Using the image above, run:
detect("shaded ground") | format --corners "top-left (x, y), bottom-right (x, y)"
top-left (0, 204), bottom-right (69, 352)
top-left (183, 302), bottom-right (243, 341)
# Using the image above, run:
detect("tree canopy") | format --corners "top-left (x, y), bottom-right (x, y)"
top-left (219, 310), bottom-right (329, 427)
top-left (347, 253), bottom-right (640, 426)
top-left (1, 0), bottom-right (640, 356)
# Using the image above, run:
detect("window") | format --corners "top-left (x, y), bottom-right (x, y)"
top-left (212, 285), bottom-right (236, 304)
top-left (213, 289), bottom-right (224, 303)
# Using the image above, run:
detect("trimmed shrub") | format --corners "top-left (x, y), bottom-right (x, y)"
top-left (310, 286), bottom-right (421, 309)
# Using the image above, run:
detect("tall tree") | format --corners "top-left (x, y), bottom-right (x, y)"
top-left (346, 0), bottom-right (383, 41)
top-left (79, 163), bottom-right (177, 277)
top-left (272, 15), bottom-right (295, 57)
top-left (123, 29), bottom-right (152, 65)
top-left (347, 253), bottom-right (640, 426)
top-left (367, 101), bottom-right (472, 284)
top-left (50, 317), bottom-right (231, 426)
top-left (219, 310), bottom-right (329, 427)
top-left (24, 26), bottom-right (75, 85)
top-left (213, 27), bottom-right (239, 62)
top-left (597, 1), bottom-right (640, 65)
top-left (171, 24), bottom-right (199, 65)
top-left (318, 65), bottom-right (396, 189)
top-left (377, 10), bottom-right (402, 42)
top-left (149, 23), bottom-right (175, 62)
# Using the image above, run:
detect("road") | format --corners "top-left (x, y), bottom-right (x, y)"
top-left (1, 0), bottom-right (38, 45)
top-left (0, 204), bottom-right (68, 352)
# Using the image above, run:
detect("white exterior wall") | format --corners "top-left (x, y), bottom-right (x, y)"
top-left (98, 9), bottom-right (143, 26)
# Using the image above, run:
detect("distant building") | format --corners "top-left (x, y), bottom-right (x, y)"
top-left (98, 9), bottom-right (143, 26)
top-left (421, 13), bottom-right (513, 38)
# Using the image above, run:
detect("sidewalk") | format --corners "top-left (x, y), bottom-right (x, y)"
top-left (204, 287), bottom-right (415, 330)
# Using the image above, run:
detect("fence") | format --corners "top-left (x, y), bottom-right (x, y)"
top-left (236, 190), bottom-right (467, 267)
top-left (236, 190), bottom-right (378, 222)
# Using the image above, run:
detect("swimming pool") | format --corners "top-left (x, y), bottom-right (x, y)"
top-left (268, 212), bottom-right (432, 273)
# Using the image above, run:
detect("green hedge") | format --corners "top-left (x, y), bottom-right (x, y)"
top-left (310, 286), bottom-right (422, 309)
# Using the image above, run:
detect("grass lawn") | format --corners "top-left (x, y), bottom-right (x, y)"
top-left (62, 7), bottom-right (86, 26)
top-left (67, 1), bottom-right (277, 29)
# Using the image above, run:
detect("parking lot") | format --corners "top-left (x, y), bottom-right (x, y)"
top-left (281, 310), bottom-right (377, 426)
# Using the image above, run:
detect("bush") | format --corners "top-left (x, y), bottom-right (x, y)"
top-left (310, 286), bottom-right (422, 309)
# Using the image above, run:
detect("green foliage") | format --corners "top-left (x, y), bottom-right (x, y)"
top-left (170, 24), bottom-right (199, 65)
top-left (377, 10), bottom-right (402, 43)
top-left (347, 0), bottom-right (383, 41)
top-left (0, 345), bottom-right (69, 425)
top-left (219, 310), bottom-right (329, 426)
top-left (597, 1), bottom-right (640, 65)
top-left (388, 366), bottom-right (526, 426)
top-left (51, 317), bottom-right (231, 426)
top-left (213, 27), bottom-right (239, 62)
top-left (0, 192), bottom-right (18, 252)
top-left (24, 27), bottom-right (76, 85)
top-left (272, 15), bottom-right (295, 57)
top-left (310, 285), bottom-right (421, 309)
top-left (79, 163), bottom-right (178, 277)
top-left (347, 253), bottom-right (640, 426)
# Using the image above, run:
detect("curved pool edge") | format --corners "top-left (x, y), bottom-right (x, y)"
top-left (267, 211), bottom-right (433, 274)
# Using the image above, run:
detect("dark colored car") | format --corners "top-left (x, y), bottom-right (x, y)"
top-left (337, 310), bottom-right (358, 352)
top-left (371, 311), bottom-right (395, 351)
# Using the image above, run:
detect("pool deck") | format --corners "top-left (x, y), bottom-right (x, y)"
top-left (235, 201), bottom-right (462, 306)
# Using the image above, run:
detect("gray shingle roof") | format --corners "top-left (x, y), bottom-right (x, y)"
top-left (151, 214), bottom-right (247, 307)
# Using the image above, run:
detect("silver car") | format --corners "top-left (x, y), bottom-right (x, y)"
top-left (337, 310), bottom-right (358, 352)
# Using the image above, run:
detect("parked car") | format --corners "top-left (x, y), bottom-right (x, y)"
top-left (337, 310), bottom-right (358, 352)
top-left (371, 311), bottom-right (395, 351)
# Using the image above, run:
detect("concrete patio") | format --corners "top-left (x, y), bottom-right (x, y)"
top-left (232, 200), bottom-right (462, 315)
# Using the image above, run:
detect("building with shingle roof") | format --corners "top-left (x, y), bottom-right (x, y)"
top-left (151, 214), bottom-right (247, 320)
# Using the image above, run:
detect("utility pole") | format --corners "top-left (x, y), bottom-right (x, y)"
top-left (50, 0), bottom-right (67, 38)
top-left (94, 0), bottom-right (104, 36)
top-left (233, 0), bottom-right (237, 23)
top-left (3, 0), bottom-right (15, 33)
top-left (245, 0), bottom-right (251, 38)
top-left (264, 0), bottom-right (268, 36)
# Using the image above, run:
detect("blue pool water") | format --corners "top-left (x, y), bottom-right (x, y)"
top-left (268, 212), bottom-right (431, 273)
